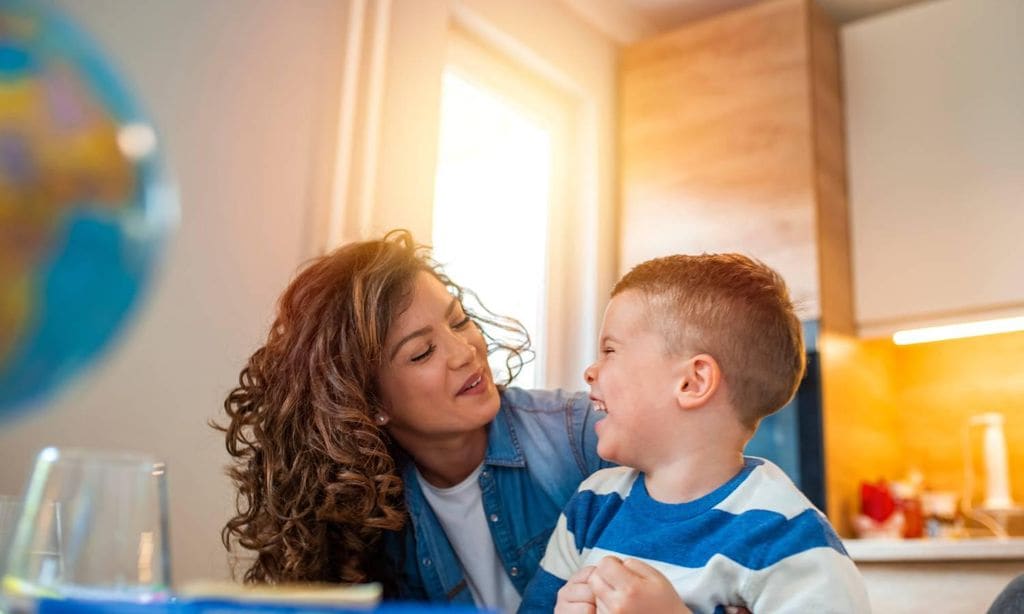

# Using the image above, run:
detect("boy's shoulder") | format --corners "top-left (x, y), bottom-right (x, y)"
top-left (717, 457), bottom-right (849, 563)
top-left (718, 456), bottom-right (820, 519)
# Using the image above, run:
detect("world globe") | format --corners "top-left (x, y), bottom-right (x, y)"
top-left (0, 1), bottom-right (177, 418)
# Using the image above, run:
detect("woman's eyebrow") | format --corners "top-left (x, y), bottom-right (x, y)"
top-left (388, 298), bottom-right (460, 360)
top-left (390, 326), bottom-right (432, 360)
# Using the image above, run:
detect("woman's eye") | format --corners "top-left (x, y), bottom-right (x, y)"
top-left (452, 315), bottom-right (472, 330)
top-left (411, 344), bottom-right (435, 362)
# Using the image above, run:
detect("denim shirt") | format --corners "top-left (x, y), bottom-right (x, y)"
top-left (381, 387), bottom-right (607, 605)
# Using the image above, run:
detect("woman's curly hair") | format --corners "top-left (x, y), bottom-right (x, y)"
top-left (213, 230), bottom-right (530, 587)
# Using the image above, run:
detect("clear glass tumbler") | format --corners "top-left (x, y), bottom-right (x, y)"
top-left (2, 448), bottom-right (171, 605)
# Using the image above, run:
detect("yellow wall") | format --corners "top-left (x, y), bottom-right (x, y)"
top-left (893, 329), bottom-right (1024, 495)
top-left (822, 329), bottom-right (1024, 535)
top-left (821, 332), bottom-right (901, 534)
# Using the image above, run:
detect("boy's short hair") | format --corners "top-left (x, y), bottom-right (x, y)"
top-left (613, 254), bottom-right (805, 429)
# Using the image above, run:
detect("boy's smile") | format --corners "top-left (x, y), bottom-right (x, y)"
top-left (583, 290), bottom-right (687, 469)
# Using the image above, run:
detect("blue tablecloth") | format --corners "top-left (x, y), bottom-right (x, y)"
top-left (32, 597), bottom-right (497, 614)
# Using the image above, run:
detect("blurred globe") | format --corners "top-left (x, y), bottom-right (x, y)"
top-left (0, 1), bottom-right (177, 418)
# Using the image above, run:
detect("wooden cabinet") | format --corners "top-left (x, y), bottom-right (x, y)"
top-left (843, 0), bottom-right (1024, 337)
top-left (619, 0), bottom-right (853, 332)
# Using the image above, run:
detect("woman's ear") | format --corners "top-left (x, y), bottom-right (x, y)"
top-left (676, 353), bottom-right (721, 410)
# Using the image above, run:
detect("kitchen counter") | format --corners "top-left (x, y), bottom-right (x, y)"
top-left (845, 536), bottom-right (1024, 562)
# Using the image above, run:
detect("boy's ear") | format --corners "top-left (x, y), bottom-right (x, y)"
top-left (676, 353), bottom-right (721, 410)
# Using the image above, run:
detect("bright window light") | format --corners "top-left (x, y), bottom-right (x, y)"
top-left (432, 70), bottom-right (553, 388)
top-left (892, 316), bottom-right (1024, 345)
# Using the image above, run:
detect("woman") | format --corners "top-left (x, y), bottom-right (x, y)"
top-left (216, 230), bottom-right (604, 611)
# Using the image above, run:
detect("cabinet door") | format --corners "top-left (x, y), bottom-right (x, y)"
top-left (843, 0), bottom-right (1024, 337)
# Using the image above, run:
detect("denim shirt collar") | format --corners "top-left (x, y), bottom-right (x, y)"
top-left (484, 393), bottom-right (526, 468)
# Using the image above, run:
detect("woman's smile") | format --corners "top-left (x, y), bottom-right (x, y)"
top-left (456, 369), bottom-right (488, 396)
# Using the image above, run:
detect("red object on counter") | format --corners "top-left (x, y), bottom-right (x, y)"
top-left (900, 496), bottom-right (924, 538)
top-left (860, 481), bottom-right (896, 522)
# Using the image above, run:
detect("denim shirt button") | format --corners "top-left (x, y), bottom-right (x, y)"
top-left (422, 558), bottom-right (432, 567)
top-left (481, 470), bottom-right (489, 479)
top-left (489, 513), bottom-right (499, 523)
top-left (510, 566), bottom-right (519, 577)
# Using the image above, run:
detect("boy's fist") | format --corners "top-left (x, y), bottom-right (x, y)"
top-left (586, 556), bottom-right (693, 614)
top-left (555, 565), bottom-right (598, 614)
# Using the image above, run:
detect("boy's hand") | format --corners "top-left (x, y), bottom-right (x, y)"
top-left (586, 557), bottom-right (692, 614)
top-left (555, 565), bottom-right (598, 614)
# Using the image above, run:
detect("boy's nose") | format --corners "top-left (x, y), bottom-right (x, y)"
top-left (583, 363), bottom-right (596, 384)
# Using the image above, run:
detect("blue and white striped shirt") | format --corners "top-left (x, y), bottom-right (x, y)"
top-left (519, 457), bottom-right (870, 613)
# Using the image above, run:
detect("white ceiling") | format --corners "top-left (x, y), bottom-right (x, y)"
top-left (559, 0), bottom-right (934, 44)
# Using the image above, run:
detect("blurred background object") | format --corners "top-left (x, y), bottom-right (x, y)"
top-left (2, 447), bottom-right (171, 605)
top-left (0, 0), bottom-right (177, 419)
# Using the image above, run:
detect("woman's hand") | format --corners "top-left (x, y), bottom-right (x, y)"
top-left (586, 556), bottom-right (692, 614)
top-left (555, 565), bottom-right (599, 614)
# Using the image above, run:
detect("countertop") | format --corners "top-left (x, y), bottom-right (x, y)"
top-left (844, 536), bottom-right (1024, 562)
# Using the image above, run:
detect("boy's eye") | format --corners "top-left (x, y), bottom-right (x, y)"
top-left (411, 344), bottom-right (435, 362)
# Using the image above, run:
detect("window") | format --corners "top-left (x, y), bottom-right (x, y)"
top-left (432, 30), bottom-right (571, 389)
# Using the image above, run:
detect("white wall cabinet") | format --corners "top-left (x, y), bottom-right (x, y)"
top-left (843, 0), bottom-right (1024, 337)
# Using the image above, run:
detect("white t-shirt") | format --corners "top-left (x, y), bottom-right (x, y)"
top-left (417, 464), bottom-right (522, 613)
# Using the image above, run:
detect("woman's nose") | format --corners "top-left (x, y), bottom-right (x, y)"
top-left (583, 363), bottom-right (596, 384)
top-left (448, 331), bottom-right (477, 369)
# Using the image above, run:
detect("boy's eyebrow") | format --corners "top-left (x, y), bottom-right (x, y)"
top-left (389, 298), bottom-right (459, 360)
top-left (599, 334), bottom-right (621, 346)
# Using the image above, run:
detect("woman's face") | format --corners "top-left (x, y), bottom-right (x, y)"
top-left (377, 271), bottom-right (500, 448)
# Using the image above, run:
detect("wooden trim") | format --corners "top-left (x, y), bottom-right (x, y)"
top-left (808, 0), bottom-right (855, 336)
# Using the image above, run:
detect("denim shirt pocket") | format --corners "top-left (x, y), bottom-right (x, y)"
top-left (516, 527), bottom-right (555, 563)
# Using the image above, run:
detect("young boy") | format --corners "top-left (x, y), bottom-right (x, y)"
top-left (519, 254), bottom-right (870, 614)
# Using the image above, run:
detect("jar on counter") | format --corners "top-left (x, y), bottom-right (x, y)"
top-left (892, 481), bottom-right (924, 539)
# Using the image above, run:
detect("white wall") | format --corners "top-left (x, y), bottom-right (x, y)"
top-left (0, 0), bottom-right (350, 582)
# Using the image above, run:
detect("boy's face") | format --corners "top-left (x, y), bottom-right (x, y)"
top-left (584, 290), bottom-right (685, 469)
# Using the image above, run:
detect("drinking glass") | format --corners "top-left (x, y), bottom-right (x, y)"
top-left (0, 496), bottom-right (24, 574)
top-left (2, 448), bottom-right (171, 605)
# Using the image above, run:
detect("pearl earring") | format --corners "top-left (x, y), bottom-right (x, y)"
top-left (375, 414), bottom-right (388, 425)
